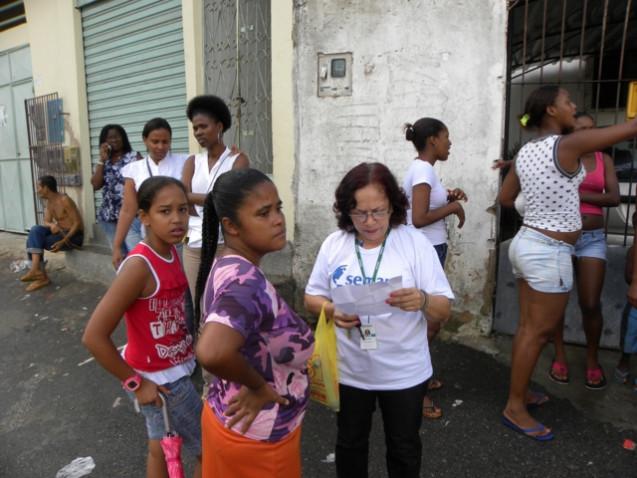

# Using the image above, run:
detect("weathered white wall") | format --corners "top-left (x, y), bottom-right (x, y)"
top-left (22, 0), bottom-right (92, 233)
top-left (292, 0), bottom-right (508, 332)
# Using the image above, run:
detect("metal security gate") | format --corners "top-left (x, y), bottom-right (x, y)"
top-left (204, 0), bottom-right (272, 173)
top-left (0, 45), bottom-right (35, 232)
top-left (24, 93), bottom-right (67, 225)
top-left (494, 0), bottom-right (637, 347)
top-left (79, 0), bottom-right (189, 212)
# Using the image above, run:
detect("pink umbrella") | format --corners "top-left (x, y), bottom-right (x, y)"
top-left (159, 393), bottom-right (185, 478)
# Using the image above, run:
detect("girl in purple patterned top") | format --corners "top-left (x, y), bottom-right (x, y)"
top-left (194, 169), bottom-right (314, 477)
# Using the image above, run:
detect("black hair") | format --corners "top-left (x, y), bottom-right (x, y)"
top-left (333, 162), bottom-right (408, 232)
top-left (98, 124), bottom-right (133, 154)
top-left (137, 176), bottom-right (186, 213)
top-left (186, 95), bottom-right (232, 132)
top-left (142, 117), bottom-right (172, 139)
top-left (520, 85), bottom-right (561, 129)
top-left (38, 175), bottom-right (58, 193)
top-left (194, 168), bottom-right (272, 331)
top-left (575, 111), bottom-right (594, 121)
top-left (404, 118), bottom-right (447, 153)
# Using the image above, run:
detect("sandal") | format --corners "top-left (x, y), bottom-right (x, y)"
top-left (585, 367), bottom-right (607, 390)
top-left (427, 378), bottom-right (443, 391)
top-left (20, 270), bottom-right (44, 282)
top-left (501, 414), bottom-right (554, 442)
top-left (549, 360), bottom-right (569, 384)
top-left (422, 397), bottom-right (443, 419)
top-left (25, 278), bottom-right (50, 292)
top-left (614, 367), bottom-right (629, 384)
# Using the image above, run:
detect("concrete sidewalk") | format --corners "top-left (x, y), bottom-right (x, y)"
top-left (1, 231), bottom-right (637, 477)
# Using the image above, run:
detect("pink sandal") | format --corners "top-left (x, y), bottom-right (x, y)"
top-left (585, 367), bottom-right (607, 390)
top-left (548, 360), bottom-right (569, 384)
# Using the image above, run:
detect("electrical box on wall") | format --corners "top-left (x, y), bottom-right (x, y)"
top-left (317, 52), bottom-right (353, 97)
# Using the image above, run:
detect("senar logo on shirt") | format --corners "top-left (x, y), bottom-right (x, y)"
top-left (331, 265), bottom-right (389, 287)
top-left (332, 265), bottom-right (347, 285)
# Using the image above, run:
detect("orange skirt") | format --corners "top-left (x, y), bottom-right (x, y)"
top-left (201, 403), bottom-right (302, 478)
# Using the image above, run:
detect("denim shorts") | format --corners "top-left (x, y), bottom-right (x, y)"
top-left (127, 375), bottom-right (202, 456)
top-left (574, 229), bottom-right (607, 261)
top-left (622, 304), bottom-right (637, 354)
top-left (433, 243), bottom-right (448, 268)
top-left (509, 226), bottom-right (575, 293)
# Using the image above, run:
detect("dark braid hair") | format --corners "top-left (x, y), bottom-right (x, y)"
top-left (193, 168), bottom-right (273, 333)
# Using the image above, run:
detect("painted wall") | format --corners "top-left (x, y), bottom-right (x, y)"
top-left (291, 0), bottom-right (508, 331)
top-left (182, 0), bottom-right (204, 154)
top-left (0, 22), bottom-right (28, 52)
top-left (22, 0), bottom-right (93, 233)
top-left (271, 0), bottom-right (296, 240)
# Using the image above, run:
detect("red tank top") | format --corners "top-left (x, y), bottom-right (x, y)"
top-left (579, 152), bottom-right (605, 216)
top-left (122, 242), bottom-right (193, 372)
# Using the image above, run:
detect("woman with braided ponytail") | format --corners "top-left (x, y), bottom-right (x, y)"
top-left (194, 169), bottom-right (314, 477)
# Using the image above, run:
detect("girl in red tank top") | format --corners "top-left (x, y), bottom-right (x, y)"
top-left (550, 113), bottom-right (620, 392)
top-left (83, 176), bottom-right (203, 477)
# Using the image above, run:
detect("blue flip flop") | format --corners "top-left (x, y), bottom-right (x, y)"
top-left (501, 414), bottom-right (554, 442)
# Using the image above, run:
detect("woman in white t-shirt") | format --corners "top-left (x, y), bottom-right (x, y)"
top-left (111, 118), bottom-right (189, 269)
top-left (181, 95), bottom-right (249, 308)
top-left (402, 117), bottom-right (467, 419)
top-left (305, 162), bottom-right (453, 478)
top-left (402, 117), bottom-right (467, 265)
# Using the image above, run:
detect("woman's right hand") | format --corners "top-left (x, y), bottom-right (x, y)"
top-left (135, 378), bottom-right (170, 407)
top-left (452, 202), bottom-right (466, 228)
top-left (112, 248), bottom-right (124, 270)
top-left (225, 383), bottom-right (289, 434)
top-left (325, 302), bottom-right (360, 329)
top-left (99, 143), bottom-right (111, 163)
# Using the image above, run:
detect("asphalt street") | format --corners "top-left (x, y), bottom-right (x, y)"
top-left (0, 255), bottom-right (636, 477)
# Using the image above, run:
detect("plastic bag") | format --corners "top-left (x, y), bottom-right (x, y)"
top-left (308, 305), bottom-right (340, 411)
top-left (10, 259), bottom-right (30, 273)
top-left (55, 456), bottom-right (95, 478)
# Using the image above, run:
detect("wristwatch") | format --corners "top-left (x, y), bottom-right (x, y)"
top-left (122, 373), bottom-right (142, 392)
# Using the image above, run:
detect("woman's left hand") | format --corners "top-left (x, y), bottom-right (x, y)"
top-left (224, 383), bottom-right (289, 434)
top-left (447, 188), bottom-right (468, 202)
top-left (386, 287), bottom-right (424, 312)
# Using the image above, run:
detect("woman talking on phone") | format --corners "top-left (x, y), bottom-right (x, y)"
top-left (90, 124), bottom-right (141, 256)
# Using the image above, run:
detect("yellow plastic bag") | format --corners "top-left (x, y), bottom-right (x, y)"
top-left (308, 304), bottom-right (340, 411)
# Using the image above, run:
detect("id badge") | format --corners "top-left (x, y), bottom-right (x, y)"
top-left (360, 324), bottom-right (377, 350)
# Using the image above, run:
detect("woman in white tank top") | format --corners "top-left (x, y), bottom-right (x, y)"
top-left (182, 96), bottom-right (249, 307)
top-left (498, 86), bottom-right (637, 441)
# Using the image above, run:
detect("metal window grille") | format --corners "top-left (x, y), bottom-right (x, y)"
top-left (502, 0), bottom-right (637, 245)
top-left (24, 93), bottom-right (66, 225)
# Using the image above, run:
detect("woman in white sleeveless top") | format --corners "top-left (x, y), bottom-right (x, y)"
top-left (182, 95), bottom-right (249, 304)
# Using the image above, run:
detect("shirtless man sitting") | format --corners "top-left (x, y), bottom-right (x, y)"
top-left (20, 176), bottom-right (84, 291)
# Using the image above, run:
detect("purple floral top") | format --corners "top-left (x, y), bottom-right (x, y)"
top-left (97, 151), bottom-right (139, 222)
top-left (202, 255), bottom-right (314, 442)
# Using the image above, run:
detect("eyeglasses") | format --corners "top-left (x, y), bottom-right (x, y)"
top-left (349, 208), bottom-right (391, 222)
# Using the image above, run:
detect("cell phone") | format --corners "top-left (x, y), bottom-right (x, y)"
top-left (106, 144), bottom-right (112, 158)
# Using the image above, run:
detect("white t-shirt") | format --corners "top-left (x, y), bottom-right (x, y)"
top-left (187, 148), bottom-right (239, 248)
top-left (121, 152), bottom-right (188, 191)
top-left (305, 225), bottom-right (454, 391)
top-left (121, 152), bottom-right (188, 238)
top-left (403, 159), bottom-right (448, 246)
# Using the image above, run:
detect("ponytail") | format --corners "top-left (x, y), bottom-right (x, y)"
top-left (194, 191), bottom-right (219, 333)
top-left (404, 118), bottom-right (447, 153)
